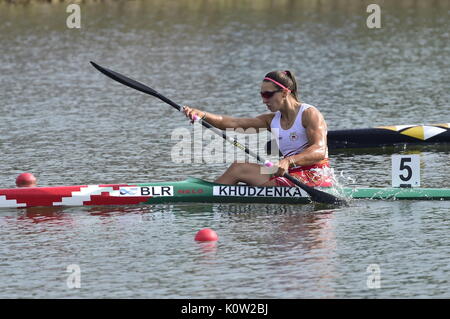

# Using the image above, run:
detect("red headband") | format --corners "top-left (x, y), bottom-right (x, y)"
top-left (264, 77), bottom-right (291, 92)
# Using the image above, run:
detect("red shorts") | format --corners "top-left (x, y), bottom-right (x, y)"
top-left (270, 159), bottom-right (334, 187)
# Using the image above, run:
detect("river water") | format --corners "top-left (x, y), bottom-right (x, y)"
top-left (0, 0), bottom-right (449, 299)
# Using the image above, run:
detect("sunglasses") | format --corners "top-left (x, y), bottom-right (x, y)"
top-left (260, 90), bottom-right (281, 99)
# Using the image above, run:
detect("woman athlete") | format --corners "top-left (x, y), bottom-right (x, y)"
top-left (183, 70), bottom-right (334, 187)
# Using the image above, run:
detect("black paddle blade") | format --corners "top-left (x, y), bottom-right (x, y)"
top-left (91, 62), bottom-right (159, 97)
top-left (90, 61), bottom-right (182, 111)
top-left (282, 173), bottom-right (347, 205)
top-left (309, 187), bottom-right (348, 205)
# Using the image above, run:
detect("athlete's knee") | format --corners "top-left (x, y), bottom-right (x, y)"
top-left (228, 161), bottom-right (245, 170)
top-left (228, 161), bottom-right (252, 175)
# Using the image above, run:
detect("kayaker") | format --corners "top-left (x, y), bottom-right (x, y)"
top-left (16, 172), bottom-right (37, 187)
top-left (183, 70), bottom-right (334, 187)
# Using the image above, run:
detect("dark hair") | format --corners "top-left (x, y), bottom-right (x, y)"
top-left (263, 70), bottom-right (299, 102)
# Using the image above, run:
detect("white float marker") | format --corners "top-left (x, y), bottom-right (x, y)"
top-left (391, 155), bottom-right (420, 187)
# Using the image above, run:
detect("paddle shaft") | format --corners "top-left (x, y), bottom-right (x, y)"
top-left (90, 62), bottom-right (343, 205)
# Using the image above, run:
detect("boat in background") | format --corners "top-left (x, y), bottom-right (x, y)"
top-left (267, 123), bottom-right (450, 154)
top-left (1, 177), bottom-right (449, 209)
top-left (328, 123), bottom-right (450, 149)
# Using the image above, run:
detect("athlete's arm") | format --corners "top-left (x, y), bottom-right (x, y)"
top-left (183, 106), bottom-right (274, 132)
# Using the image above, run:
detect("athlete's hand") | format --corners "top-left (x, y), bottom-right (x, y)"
top-left (274, 158), bottom-right (290, 177)
top-left (183, 106), bottom-right (206, 124)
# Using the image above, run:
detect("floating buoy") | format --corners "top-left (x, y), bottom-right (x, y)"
top-left (195, 228), bottom-right (218, 242)
top-left (16, 173), bottom-right (37, 187)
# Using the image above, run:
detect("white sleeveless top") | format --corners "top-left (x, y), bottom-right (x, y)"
top-left (270, 103), bottom-right (313, 157)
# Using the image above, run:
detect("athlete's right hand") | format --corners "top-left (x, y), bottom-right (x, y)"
top-left (273, 158), bottom-right (291, 177)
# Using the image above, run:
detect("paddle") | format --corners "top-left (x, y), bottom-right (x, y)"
top-left (90, 61), bottom-right (345, 205)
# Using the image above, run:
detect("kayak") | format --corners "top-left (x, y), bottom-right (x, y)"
top-left (1, 177), bottom-right (449, 209)
top-left (265, 123), bottom-right (450, 154)
top-left (328, 123), bottom-right (450, 149)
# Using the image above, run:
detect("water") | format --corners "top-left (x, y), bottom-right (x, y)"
top-left (0, 0), bottom-right (449, 299)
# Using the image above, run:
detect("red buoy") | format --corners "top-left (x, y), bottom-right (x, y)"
top-left (195, 228), bottom-right (218, 242)
top-left (16, 173), bottom-right (37, 187)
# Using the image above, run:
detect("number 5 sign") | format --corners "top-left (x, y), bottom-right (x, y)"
top-left (391, 155), bottom-right (420, 187)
